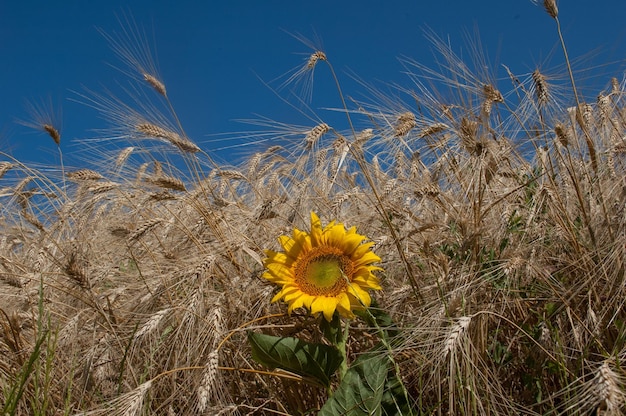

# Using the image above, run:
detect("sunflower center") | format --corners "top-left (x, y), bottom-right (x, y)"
top-left (294, 246), bottom-right (354, 296)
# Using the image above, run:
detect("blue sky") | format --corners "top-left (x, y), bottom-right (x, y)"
top-left (1, 0), bottom-right (625, 167)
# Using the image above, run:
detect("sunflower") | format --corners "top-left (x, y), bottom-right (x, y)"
top-left (263, 212), bottom-right (382, 321)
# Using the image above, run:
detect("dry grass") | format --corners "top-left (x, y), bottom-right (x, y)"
top-left (1, 6), bottom-right (626, 416)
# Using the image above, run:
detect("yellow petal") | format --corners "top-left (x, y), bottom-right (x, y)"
top-left (271, 290), bottom-right (285, 303)
top-left (274, 282), bottom-right (298, 296)
top-left (283, 287), bottom-right (306, 302)
top-left (352, 273), bottom-right (381, 289)
top-left (292, 228), bottom-right (312, 252)
top-left (311, 296), bottom-right (339, 321)
top-left (309, 212), bottom-right (323, 247)
top-left (264, 250), bottom-right (294, 267)
top-left (278, 235), bottom-right (296, 252)
top-left (353, 266), bottom-right (382, 279)
top-left (287, 294), bottom-right (306, 313)
top-left (301, 294), bottom-right (315, 309)
top-left (352, 250), bottom-right (381, 267)
top-left (264, 263), bottom-right (295, 283)
top-left (336, 293), bottom-right (353, 317)
top-left (348, 285), bottom-right (372, 308)
top-left (322, 224), bottom-right (365, 252)
top-left (338, 233), bottom-right (367, 255)
top-left (352, 241), bottom-right (376, 259)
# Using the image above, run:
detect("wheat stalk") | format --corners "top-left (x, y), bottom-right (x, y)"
top-left (443, 316), bottom-right (471, 358)
top-left (216, 169), bottom-right (246, 180)
top-left (57, 314), bottom-right (81, 347)
top-left (122, 380), bottom-right (152, 416)
top-left (21, 211), bottom-right (45, 232)
top-left (143, 73), bottom-right (167, 96)
top-left (135, 122), bottom-right (200, 153)
top-left (395, 111), bottom-right (417, 137)
top-left (593, 361), bottom-right (625, 413)
top-left (419, 123), bottom-right (449, 138)
top-left (211, 303), bottom-right (223, 338)
top-left (307, 51), bottom-right (327, 69)
top-left (0, 162), bottom-right (13, 179)
top-left (148, 175), bottom-right (187, 192)
top-left (459, 117), bottom-right (481, 155)
top-left (482, 84), bottom-right (503, 116)
top-left (542, 0), bottom-right (558, 19)
top-left (197, 350), bottom-right (220, 413)
top-left (67, 169), bottom-right (104, 182)
top-left (116, 146), bottom-right (135, 168)
top-left (13, 177), bottom-right (32, 194)
top-left (554, 123), bottom-right (570, 147)
top-left (305, 123), bottom-right (330, 149)
top-left (180, 290), bottom-right (203, 329)
top-left (134, 308), bottom-right (170, 339)
top-left (42, 124), bottom-right (61, 145)
top-left (87, 181), bottom-right (119, 194)
top-left (532, 69), bottom-right (549, 107)
top-left (128, 218), bottom-right (164, 242)
top-left (0, 272), bottom-right (25, 288)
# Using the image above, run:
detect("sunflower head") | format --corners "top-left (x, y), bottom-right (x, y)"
top-left (262, 212), bottom-right (382, 321)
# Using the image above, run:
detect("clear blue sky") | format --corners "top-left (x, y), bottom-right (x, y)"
top-left (1, 0), bottom-right (625, 167)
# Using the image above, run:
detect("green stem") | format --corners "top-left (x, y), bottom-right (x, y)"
top-left (362, 306), bottom-right (414, 415)
top-left (336, 319), bottom-right (349, 381)
top-left (321, 313), bottom-right (349, 386)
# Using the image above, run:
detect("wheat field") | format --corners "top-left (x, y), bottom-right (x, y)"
top-left (1, 2), bottom-right (626, 415)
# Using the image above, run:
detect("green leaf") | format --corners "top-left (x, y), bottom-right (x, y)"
top-left (318, 353), bottom-right (390, 416)
top-left (247, 331), bottom-right (343, 388)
